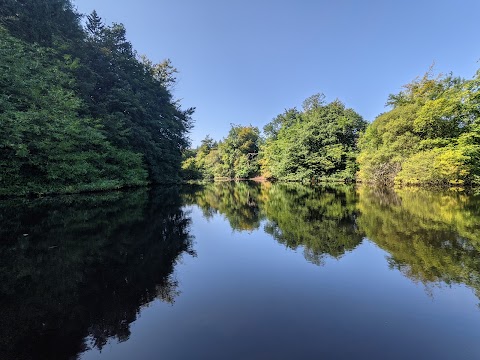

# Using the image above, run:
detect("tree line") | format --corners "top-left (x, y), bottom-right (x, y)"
top-left (0, 0), bottom-right (193, 196)
top-left (2, 1), bottom-right (479, 194)
top-left (358, 68), bottom-right (480, 186)
top-left (185, 68), bottom-right (480, 187)
top-left (183, 95), bottom-right (367, 183)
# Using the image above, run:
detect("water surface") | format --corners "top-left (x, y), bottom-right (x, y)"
top-left (1, 183), bottom-right (480, 359)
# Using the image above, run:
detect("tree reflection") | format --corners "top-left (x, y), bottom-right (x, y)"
top-left (183, 181), bottom-right (263, 231)
top-left (262, 183), bottom-right (363, 265)
top-left (5, 182), bottom-right (480, 359)
top-left (184, 182), bottom-right (363, 264)
top-left (186, 181), bottom-right (480, 301)
top-left (0, 187), bottom-right (193, 360)
top-left (357, 186), bottom-right (480, 299)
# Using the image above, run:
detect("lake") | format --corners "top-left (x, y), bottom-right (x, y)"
top-left (1, 182), bottom-right (480, 359)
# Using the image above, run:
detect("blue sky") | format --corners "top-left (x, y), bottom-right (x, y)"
top-left (74, 0), bottom-right (480, 147)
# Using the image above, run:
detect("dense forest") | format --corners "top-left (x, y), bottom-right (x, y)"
top-left (2, 2), bottom-right (480, 195)
top-left (358, 69), bottom-right (480, 186)
top-left (183, 95), bottom-right (366, 182)
top-left (0, 0), bottom-right (193, 196)
top-left (185, 71), bottom-right (480, 187)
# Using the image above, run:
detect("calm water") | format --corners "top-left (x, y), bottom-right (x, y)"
top-left (1, 183), bottom-right (480, 359)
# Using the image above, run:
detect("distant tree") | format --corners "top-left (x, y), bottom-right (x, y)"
top-left (302, 93), bottom-right (326, 111)
top-left (219, 125), bottom-right (261, 178)
top-left (86, 10), bottom-right (104, 41)
top-left (140, 56), bottom-right (179, 90)
top-left (261, 95), bottom-right (366, 181)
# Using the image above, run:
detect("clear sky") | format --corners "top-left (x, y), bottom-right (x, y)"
top-left (74, 0), bottom-right (480, 147)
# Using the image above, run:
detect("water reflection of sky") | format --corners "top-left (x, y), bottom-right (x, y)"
top-left (2, 184), bottom-right (480, 360)
top-left (81, 204), bottom-right (480, 360)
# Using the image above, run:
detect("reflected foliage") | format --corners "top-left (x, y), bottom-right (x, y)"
top-left (262, 183), bottom-right (363, 265)
top-left (186, 181), bottom-right (480, 301)
top-left (184, 182), bottom-right (363, 263)
top-left (0, 188), bottom-right (193, 360)
top-left (357, 186), bottom-right (480, 298)
top-left (4, 182), bottom-right (480, 359)
top-left (183, 182), bottom-right (263, 231)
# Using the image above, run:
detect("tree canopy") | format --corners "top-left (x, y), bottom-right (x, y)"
top-left (1, 0), bottom-right (193, 195)
top-left (182, 125), bottom-right (261, 180)
top-left (183, 94), bottom-right (366, 183)
top-left (357, 70), bottom-right (480, 186)
top-left (260, 94), bottom-right (366, 182)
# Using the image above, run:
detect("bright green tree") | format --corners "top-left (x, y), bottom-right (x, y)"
top-left (358, 69), bottom-right (480, 186)
top-left (220, 125), bottom-right (260, 178)
top-left (261, 94), bottom-right (366, 181)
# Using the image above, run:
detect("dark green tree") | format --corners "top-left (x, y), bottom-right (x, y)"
top-left (0, 0), bottom-right (84, 46)
top-left (81, 14), bottom-right (194, 183)
top-left (1, 2), bottom-right (194, 195)
top-left (85, 10), bottom-right (104, 41)
top-left (0, 28), bottom-right (147, 195)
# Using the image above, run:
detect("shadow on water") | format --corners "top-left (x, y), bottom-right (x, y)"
top-left (0, 187), bottom-right (194, 360)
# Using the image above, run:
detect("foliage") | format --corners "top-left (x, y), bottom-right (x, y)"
top-left (182, 126), bottom-right (260, 180)
top-left (260, 94), bottom-right (366, 182)
top-left (181, 149), bottom-right (202, 180)
top-left (79, 14), bottom-right (194, 184)
top-left (0, 1), bottom-right (193, 195)
top-left (183, 94), bottom-right (364, 183)
top-left (0, 28), bottom-right (147, 196)
top-left (396, 146), bottom-right (470, 185)
top-left (358, 69), bottom-right (480, 186)
top-left (218, 125), bottom-right (260, 178)
top-left (0, 0), bottom-right (84, 46)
